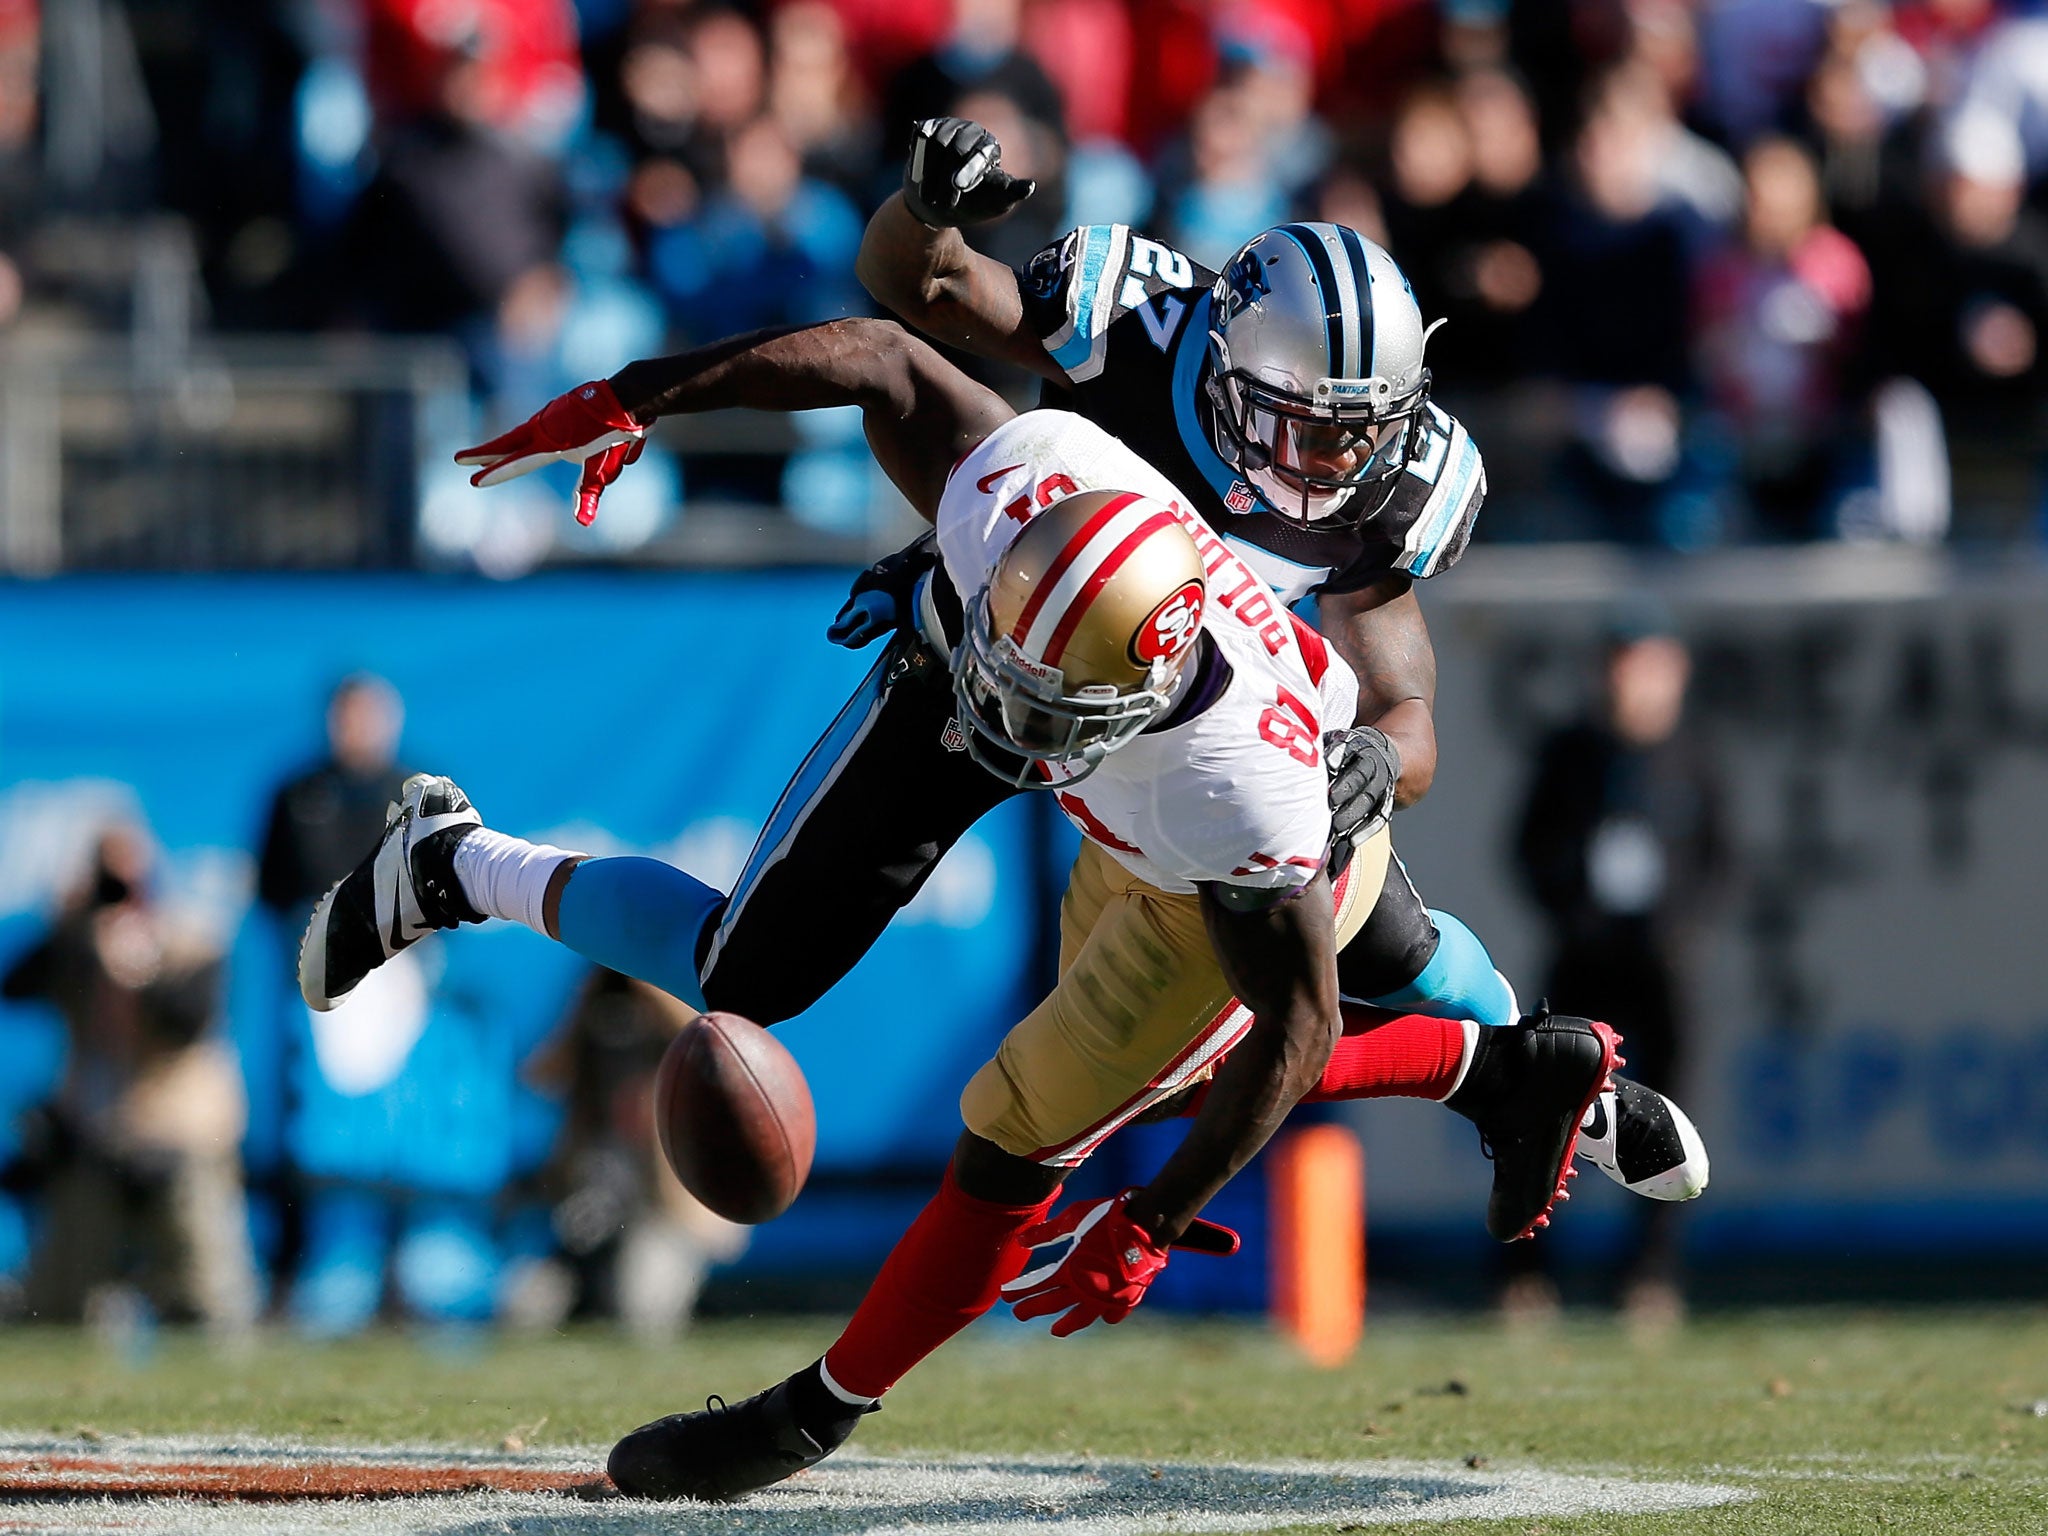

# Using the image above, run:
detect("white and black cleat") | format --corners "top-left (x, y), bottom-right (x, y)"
top-left (1576, 1078), bottom-right (1710, 1201)
top-left (298, 773), bottom-right (483, 1011)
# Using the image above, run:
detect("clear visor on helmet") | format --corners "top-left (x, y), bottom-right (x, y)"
top-left (953, 595), bottom-right (1173, 788)
top-left (1211, 362), bottom-right (1431, 525)
top-left (1239, 376), bottom-right (1420, 493)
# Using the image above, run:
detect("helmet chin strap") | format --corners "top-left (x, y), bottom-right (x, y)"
top-left (1155, 651), bottom-right (1198, 711)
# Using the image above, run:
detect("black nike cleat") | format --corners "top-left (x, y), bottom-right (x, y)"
top-left (1577, 1077), bottom-right (1710, 1201)
top-left (608, 1366), bottom-right (874, 1502)
top-left (1446, 1009), bottom-right (1623, 1242)
top-left (297, 773), bottom-right (483, 1011)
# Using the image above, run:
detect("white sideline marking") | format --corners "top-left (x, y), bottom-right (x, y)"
top-left (0, 1437), bottom-right (1753, 1534)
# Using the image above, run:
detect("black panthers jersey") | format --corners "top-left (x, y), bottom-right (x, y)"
top-left (1015, 224), bottom-right (1485, 605)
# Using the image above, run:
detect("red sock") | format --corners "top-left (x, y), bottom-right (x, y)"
top-left (821, 1163), bottom-right (1056, 1401)
top-left (1176, 1010), bottom-right (1473, 1118)
top-left (1303, 1009), bottom-right (1472, 1102)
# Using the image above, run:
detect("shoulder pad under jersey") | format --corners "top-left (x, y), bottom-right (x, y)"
top-left (1018, 225), bottom-right (1206, 385)
top-left (1381, 403), bottom-right (1486, 580)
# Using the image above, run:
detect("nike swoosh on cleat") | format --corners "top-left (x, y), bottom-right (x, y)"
top-left (976, 463), bottom-right (1025, 493)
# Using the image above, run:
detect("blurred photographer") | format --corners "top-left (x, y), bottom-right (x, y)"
top-left (1511, 612), bottom-right (1727, 1321)
top-left (2, 823), bottom-right (256, 1329)
top-left (510, 972), bottom-right (742, 1338)
top-left (256, 675), bottom-right (409, 925)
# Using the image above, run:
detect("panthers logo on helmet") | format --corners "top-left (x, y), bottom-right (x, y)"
top-left (1132, 578), bottom-right (1205, 665)
top-left (1221, 247), bottom-right (1272, 321)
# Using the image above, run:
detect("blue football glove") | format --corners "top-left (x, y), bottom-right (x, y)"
top-left (827, 589), bottom-right (899, 649)
top-left (826, 532), bottom-right (939, 650)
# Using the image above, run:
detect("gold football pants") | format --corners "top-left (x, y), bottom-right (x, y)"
top-left (961, 827), bottom-right (1388, 1166)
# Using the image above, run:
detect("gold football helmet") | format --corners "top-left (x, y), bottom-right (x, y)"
top-left (955, 488), bottom-right (1208, 786)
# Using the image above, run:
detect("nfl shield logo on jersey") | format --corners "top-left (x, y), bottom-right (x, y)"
top-left (941, 716), bottom-right (968, 753)
top-left (1225, 481), bottom-right (1256, 515)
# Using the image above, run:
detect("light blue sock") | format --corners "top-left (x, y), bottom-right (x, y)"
top-left (1367, 909), bottom-right (1519, 1028)
top-left (553, 857), bottom-right (721, 1011)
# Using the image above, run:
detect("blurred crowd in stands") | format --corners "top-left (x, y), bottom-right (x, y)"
top-left (10, 0), bottom-right (2048, 549)
top-left (0, 674), bottom-right (744, 1336)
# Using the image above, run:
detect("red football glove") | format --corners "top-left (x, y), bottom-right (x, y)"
top-left (1000, 1189), bottom-right (1240, 1338)
top-left (455, 379), bottom-right (648, 525)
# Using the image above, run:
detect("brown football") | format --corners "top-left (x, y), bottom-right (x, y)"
top-left (653, 1011), bottom-right (816, 1224)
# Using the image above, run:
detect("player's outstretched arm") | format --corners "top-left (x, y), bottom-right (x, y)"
top-left (856, 118), bottom-right (1062, 384)
top-left (859, 195), bottom-right (1061, 383)
top-left (1123, 878), bottom-right (1343, 1245)
top-left (1319, 578), bottom-right (1440, 807)
top-left (458, 319), bottom-right (1013, 524)
top-left (615, 320), bottom-right (1012, 519)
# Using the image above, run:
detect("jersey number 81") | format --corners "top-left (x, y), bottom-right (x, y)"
top-left (1257, 687), bottom-right (1320, 767)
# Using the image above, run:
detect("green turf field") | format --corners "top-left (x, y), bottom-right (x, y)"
top-left (1, 1309), bottom-right (2043, 1534)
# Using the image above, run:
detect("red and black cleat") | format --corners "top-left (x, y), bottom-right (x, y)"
top-left (1445, 1009), bottom-right (1623, 1242)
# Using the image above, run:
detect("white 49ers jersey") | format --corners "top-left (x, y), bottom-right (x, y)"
top-left (937, 410), bottom-right (1359, 896)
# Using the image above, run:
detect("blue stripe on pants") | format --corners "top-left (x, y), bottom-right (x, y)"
top-left (704, 650), bottom-right (893, 973)
top-left (554, 651), bottom-right (893, 1012)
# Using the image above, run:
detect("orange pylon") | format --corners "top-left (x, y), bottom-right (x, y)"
top-left (1269, 1124), bottom-right (1365, 1366)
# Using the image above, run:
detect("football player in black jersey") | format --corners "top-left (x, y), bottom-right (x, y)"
top-left (853, 118), bottom-right (1506, 1036)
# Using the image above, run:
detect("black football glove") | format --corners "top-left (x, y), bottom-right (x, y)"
top-left (903, 117), bottom-right (1036, 228)
top-left (1326, 726), bottom-right (1402, 844)
top-left (827, 530), bottom-right (939, 649)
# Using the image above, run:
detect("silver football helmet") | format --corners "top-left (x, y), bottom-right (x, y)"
top-left (1206, 223), bottom-right (1441, 525)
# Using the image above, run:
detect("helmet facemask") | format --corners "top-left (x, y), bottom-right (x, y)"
top-left (954, 591), bottom-right (1181, 789)
top-left (1206, 331), bottom-right (1432, 527)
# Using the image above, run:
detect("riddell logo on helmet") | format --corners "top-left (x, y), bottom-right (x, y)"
top-left (1132, 579), bottom-right (1205, 665)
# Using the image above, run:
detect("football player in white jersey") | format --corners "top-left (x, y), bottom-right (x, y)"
top-left (594, 402), bottom-right (1613, 1502)
top-left (300, 316), bottom-right (1705, 1502)
top-left (369, 177), bottom-right (1710, 1220)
